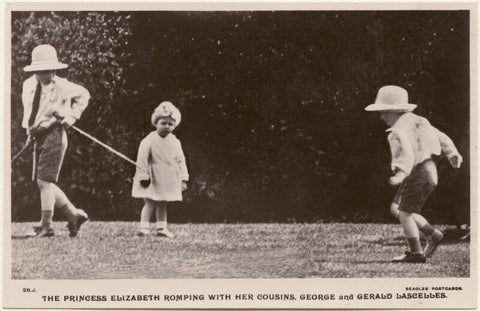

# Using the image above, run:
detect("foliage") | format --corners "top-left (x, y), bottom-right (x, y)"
top-left (11, 11), bottom-right (470, 223)
top-left (11, 11), bottom-right (136, 221)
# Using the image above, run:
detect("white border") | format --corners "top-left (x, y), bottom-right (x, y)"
top-left (2, 2), bottom-right (478, 310)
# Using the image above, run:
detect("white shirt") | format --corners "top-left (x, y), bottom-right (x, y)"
top-left (21, 75), bottom-right (90, 130)
top-left (387, 112), bottom-right (460, 175)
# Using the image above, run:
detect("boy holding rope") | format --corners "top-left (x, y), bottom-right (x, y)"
top-left (22, 44), bottom-right (89, 237)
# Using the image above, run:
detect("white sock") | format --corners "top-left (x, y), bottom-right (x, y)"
top-left (139, 221), bottom-right (150, 229)
top-left (157, 221), bottom-right (167, 230)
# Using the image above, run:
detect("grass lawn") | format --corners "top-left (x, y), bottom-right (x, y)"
top-left (11, 222), bottom-right (469, 279)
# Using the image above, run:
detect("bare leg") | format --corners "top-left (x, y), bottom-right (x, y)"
top-left (155, 202), bottom-right (167, 230)
top-left (52, 183), bottom-right (78, 221)
top-left (156, 202), bottom-right (174, 238)
top-left (139, 198), bottom-right (155, 230)
top-left (392, 203), bottom-right (441, 240)
top-left (414, 213), bottom-right (444, 257)
top-left (390, 203), bottom-right (400, 220)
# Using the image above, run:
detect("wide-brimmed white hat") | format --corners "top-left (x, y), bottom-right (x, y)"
top-left (151, 101), bottom-right (182, 127)
top-left (365, 85), bottom-right (417, 112)
top-left (23, 44), bottom-right (68, 72)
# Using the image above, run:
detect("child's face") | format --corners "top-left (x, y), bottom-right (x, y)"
top-left (156, 116), bottom-right (176, 137)
top-left (35, 70), bottom-right (56, 84)
top-left (379, 111), bottom-right (401, 127)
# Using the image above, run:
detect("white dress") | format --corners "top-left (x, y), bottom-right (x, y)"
top-left (132, 132), bottom-right (188, 201)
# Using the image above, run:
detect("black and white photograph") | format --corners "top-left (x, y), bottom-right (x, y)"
top-left (2, 2), bottom-right (477, 310)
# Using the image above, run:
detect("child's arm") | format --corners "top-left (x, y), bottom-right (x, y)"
top-left (389, 169), bottom-right (407, 186)
top-left (28, 117), bottom-right (58, 136)
top-left (388, 130), bottom-right (414, 185)
top-left (60, 81), bottom-right (91, 127)
top-left (21, 79), bottom-right (31, 131)
top-left (175, 141), bottom-right (189, 190)
top-left (434, 127), bottom-right (463, 169)
top-left (135, 138), bottom-right (151, 187)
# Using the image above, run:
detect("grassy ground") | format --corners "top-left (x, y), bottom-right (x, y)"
top-left (11, 222), bottom-right (469, 279)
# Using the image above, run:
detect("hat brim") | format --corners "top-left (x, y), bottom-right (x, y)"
top-left (24, 63), bottom-right (68, 72)
top-left (365, 103), bottom-right (417, 112)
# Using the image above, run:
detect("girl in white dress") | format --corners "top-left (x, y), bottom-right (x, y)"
top-left (132, 102), bottom-right (189, 237)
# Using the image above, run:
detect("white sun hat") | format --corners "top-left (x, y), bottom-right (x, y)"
top-left (23, 44), bottom-right (68, 72)
top-left (365, 85), bottom-right (417, 112)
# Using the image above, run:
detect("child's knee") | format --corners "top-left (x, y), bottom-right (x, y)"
top-left (157, 201), bottom-right (167, 208)
top-left (36, 178), bottom-right (52, 190)
top-left (144, 198), bottom-right (155, 207)
top-left (390, 203), bottom-right (400, 219)
top-left (398, 210), bottom-right (413, 221)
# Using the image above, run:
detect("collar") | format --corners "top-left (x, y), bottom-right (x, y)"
top-left (386, 125), bottom-right (396, 132)
top-left (31, 75), bottom-right (57, 92)
top-left (385, 112), bottom-right (414, 132)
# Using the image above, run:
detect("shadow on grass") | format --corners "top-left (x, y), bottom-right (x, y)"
top-left (314, 259), bottom-right (390, 264)
top-left (11, 235), bottom-right (66, 239)
top-left (11, 235), bottom-right (35, 240)
top-left (440, 228), bottom-right (471, 244)
top-left (368, 236), bottom-right (405, 247)
top-left (368, 229), bottom-right (470, 247)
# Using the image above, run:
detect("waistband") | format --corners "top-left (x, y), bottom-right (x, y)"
top-left (34, 124), bottom-right (66, 140)
top-left (412, 158), bottom-right (436, 171)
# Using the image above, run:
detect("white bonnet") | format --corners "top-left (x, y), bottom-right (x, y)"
top-left (151, 101), bottom-right (182, 127)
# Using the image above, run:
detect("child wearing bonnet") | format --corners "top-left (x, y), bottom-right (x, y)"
top-left (132, 101), bottom-right (189, 237)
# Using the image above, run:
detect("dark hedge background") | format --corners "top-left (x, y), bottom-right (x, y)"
top-left (11, 11), bottom-right (470, 224)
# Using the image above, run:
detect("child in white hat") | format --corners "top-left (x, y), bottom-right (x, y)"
top-left (365, 85), bottom-right (463, 263)
top-left (132, 101), bottom-right (189, 238)
top-left (21, 44), bottom-right (90, 237)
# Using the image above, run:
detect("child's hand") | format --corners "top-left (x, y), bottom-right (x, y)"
top-left (181, 181), bottom-right (188, 191)
top-left (449, 154), bottom-right (463, 169)
top-left (389, 171), bottom-right (406, 186)
top-left (52, 112), bottom-right (75, 128)
top-left (29, 117), bottom-right (57, 137)
top-left (140, 179), bottom-right (150, 188)
top-left (60, 115), bottom-right (77, 128)
top-left (25, 135), bottom-right (34, 145)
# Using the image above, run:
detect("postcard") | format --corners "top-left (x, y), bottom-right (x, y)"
top-left (3, 1), bottom-right (477, 310)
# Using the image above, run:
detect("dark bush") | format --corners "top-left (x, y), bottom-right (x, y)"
top-left (11, 11), bottom-right (470, 224)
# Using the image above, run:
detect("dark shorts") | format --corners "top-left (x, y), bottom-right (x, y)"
top-left (33, 125), bottom-right (67, 183)
top-left (393, 159), bottom-right (437, 214)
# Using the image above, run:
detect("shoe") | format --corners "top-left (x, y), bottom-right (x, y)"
top-left (67, 209), bottom-right (88, 237)
top-left (26, 226), bottom-right (54, 237)
top-left (392, 251), bottom-right (426, 263)
top-left (424, 230), bottom-right (444, 257)
top-left (156, 228), bottom-right (174, 238)
top-left (136, 228), bottom-right (151, 236)
top-left (458, 225), bottom-right (470, 240)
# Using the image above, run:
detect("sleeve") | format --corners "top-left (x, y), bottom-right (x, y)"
top-left (21, 80), bottom-right (31, 130)
top-left (65, 81), bottom-right (90, 120)
top-left (434, 127), bottom-right (461, 160)
top-left (175, 140), bottom-right (189, 181)
top-left (134, 138), bottom-right (151, 181)
top-left (388, 130), bottom-right (415, 176)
